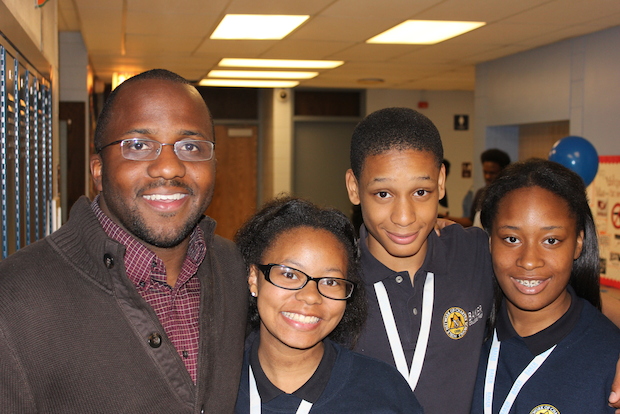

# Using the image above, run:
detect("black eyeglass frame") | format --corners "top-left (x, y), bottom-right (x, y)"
top-left (256, 263), bottom-right (355, 301)
top-left (96, 138), bottom-right (215, 161)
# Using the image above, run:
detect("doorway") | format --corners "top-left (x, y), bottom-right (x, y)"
top-left (205, 124), bottom-right (258, 240)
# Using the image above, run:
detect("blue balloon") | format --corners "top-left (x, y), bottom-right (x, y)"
top-left (548, 136), bottom-right (599, 186)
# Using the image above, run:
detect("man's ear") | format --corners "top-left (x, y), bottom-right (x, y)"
top-left (90, 154), bottom-right (103, 192)
top-left (345, 169), bottom-right (361, 205)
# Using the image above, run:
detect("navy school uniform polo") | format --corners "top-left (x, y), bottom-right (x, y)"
top-left (235, 335), bottom-right (423, 413)
top-left (471, 287), bottom-right (620, 414)
top-left (354, 224), bottom-right (495, 414)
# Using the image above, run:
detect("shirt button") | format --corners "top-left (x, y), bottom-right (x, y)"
top-left (103, 254), bottom-right (114, 269)
top-left (413, 308), bottom-right (418, 315)
top-left (182, 350), bottom-right (189, 358)
top-left (148, 333), bottom-right (162, 348)
top-left (395, 275), bottom-right (403, 283)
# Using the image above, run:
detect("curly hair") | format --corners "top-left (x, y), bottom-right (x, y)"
top-left (94, 69), bottom-right (213, 151)
top-left (480, 158), bottom-right (601, 318)
top-left (350, 107), bottom-right (443, 178)
top-left (480, 148), bottom-right (511, 170)
top-left (234, 196), bottom-right (367, 348)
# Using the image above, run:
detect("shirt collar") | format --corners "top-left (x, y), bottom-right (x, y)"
top-left (250, 337), bottom-right (337, 404)
top-left (496, 285), bottom-right (583, 355)
top-left (91, 195), bottom-right (206, 288)
top-left (359, 224), bottom-right (446, 284)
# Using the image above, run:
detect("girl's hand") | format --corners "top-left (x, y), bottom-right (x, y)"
top-left (609, 355), bottom-right (620, 412)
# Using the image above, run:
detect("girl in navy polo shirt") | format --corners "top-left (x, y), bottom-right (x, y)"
top-left (471, 158), bottom-right (620, 414)
top-left (234, 197), bottom-right (423, 414)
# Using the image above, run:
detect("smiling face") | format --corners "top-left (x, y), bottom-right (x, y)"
top-left (90, 79), bottom-right (215, 249)
top-left (482, 161), bottom-right (503, 186)
top-left (248, 227), bottom-right (348, 353)
top-left (490, 186), bottom-right (584, 331)
top-left (346, 149), bottom-right (445, 272)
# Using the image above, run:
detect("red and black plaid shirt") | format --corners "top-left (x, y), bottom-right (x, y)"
top-left (92, 197), bottom-right (205, 383)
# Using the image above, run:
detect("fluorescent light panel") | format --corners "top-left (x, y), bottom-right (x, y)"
top-left (367, 20), bottom-right (485, 44)
top-left (218, 58), bottom-right (343, 69)
top-left (211, 14), bottom-right (309, 40)
top-left (198, 79), bottom-right (300, 88)
top-left (208, 70), bottom-right (318, 80)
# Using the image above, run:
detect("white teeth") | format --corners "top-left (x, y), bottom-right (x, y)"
top-left (516, 279), bottom-right (543, 287)
top-left (282, 312), bottom-right (320, 324)
top-left (143, 193), bottom-right (186, 201)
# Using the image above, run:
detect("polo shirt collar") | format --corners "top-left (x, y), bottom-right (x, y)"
top-left (249, 337), bottom-right (337, 404)
top-left (496, 285), bottom-right (582, 355)
top-left (358, 224), bottom-right (448, 283)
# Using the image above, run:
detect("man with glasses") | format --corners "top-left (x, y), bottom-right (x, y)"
top-left (0, 69), bottom-right (248, 413)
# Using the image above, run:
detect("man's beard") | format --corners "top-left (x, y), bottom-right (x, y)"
top-left (101, 177), bottom-right (211, 248)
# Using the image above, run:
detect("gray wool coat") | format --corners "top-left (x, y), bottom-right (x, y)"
top-left (0, 197), bottom-right (248, 413)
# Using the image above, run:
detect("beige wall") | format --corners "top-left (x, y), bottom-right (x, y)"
top-left (367, 89), bottom-right (476, 217)
top-left (260, 88), bottom-right (294, 204)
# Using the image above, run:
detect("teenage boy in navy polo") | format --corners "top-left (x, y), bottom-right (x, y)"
top-left (345, 107), bottom-right (494, 413)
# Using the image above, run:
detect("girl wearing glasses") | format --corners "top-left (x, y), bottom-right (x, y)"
top-left (234, 197), bottom-right (422, 414)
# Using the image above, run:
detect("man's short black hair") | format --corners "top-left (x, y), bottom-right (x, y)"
top-left (350, 107), bottom-right (443, 178)
top-left (480, 148), bottom-right (511, 170)
top-left (94, 69), bottom-right (211, 151)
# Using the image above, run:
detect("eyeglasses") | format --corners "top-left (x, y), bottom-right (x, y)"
top-left (256, 263), bottom-right (355, 301)
top-left (97, 138), bottom-right (215, 162)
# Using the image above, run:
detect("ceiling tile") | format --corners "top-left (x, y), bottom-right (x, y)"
top-left (504, 0), bottom-right (620, 24)
top-left (260, 39), bottom-right (354, 59)
top-left (126, 34), bottom-right (205, 54)
top-left (328, 43), bottom-right (424, 62)
top-left (125, 12), bottom-right (218, 38)
top-left (68, 0), bottom-right (620, 88)
top-left (413, 0), bottom-right (551, 22)
top-left (225, 0), bottom-right (335, 15)
top-left (289, 15), bottom-right (402, 42)
top-left (193, 39), bottom-right (279, 56)
top-left (322, 0), bottom-right (440, 19)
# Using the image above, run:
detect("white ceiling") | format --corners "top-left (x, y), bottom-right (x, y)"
top-left (58, 0), bottom-right (620, 90)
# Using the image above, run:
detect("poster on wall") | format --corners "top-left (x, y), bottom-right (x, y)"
top-left (588, 156), bottom-right (620, 288)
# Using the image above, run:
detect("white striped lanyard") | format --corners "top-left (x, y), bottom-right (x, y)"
top-left (373, 272), bottom-right (434, 392)
top-left (249, 365), bottom-right (313, 414)
top-left (483, 330), bottom-right (556, 414)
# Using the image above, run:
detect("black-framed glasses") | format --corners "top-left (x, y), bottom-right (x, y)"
top-left (97, 138), bottom-right (215, 161)
top-left (256, 263), bottom-right (355, 300)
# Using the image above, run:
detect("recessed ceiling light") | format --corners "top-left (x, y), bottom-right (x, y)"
top-left (367, 20), bottom-right (485, 44)
top-left (198, 79), bottom-right (300, 88)
top-left (208, 70), bottom-right (318, 79)
top-left (218, 58), bottom-right (344, 69)
top-left (211, 14), bottom-right (309, 40)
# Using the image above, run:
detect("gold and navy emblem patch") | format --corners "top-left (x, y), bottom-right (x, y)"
top-left (442, 307), bottom-right (468, 339)
top-left (529, 404), bottom-right (560, 414)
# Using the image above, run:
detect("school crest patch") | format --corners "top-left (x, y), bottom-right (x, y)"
top-left (529, 404), bottom-right (560, 414)
top-left (442, 307), bottom-right (468, 339)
